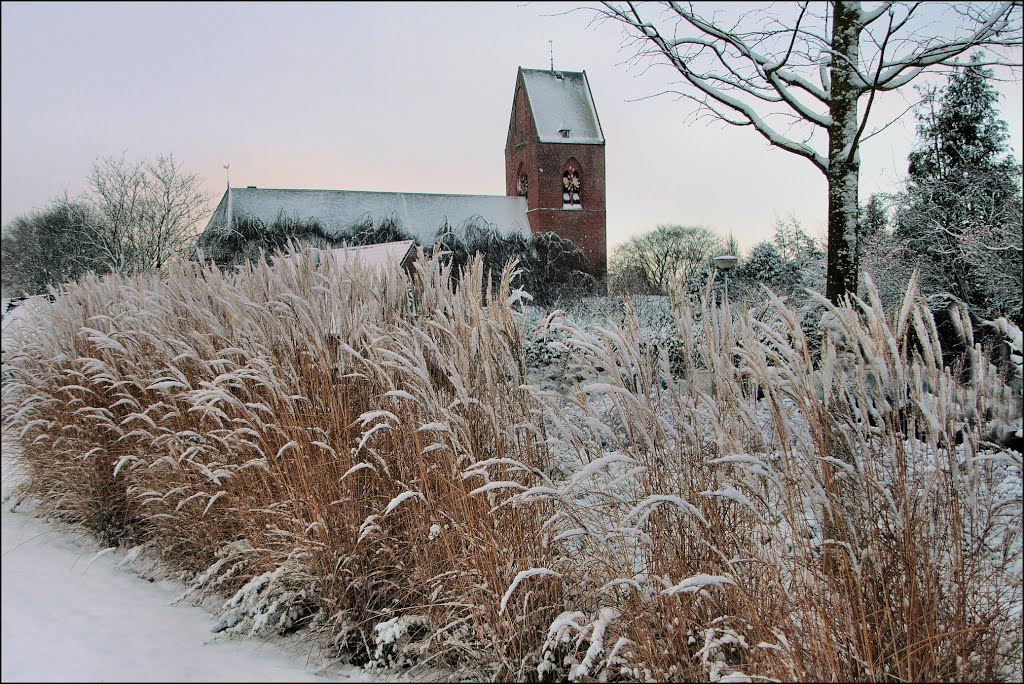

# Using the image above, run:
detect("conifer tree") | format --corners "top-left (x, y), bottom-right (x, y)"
top-left (858, 193), bottom-right (888, 252)
top-left (894, 53), bottom-right (1023, 322)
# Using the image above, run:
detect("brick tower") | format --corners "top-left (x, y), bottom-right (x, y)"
top-left (505, 67), bottom-right (607, 278)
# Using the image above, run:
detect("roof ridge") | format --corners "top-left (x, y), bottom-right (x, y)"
top-left (231, 187), bottom-right (525, 200)
top-left (520, 66), bottom-right (585, 75)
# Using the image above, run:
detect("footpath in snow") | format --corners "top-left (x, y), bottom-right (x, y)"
top-left (0, 471), bottom-right (382, 683)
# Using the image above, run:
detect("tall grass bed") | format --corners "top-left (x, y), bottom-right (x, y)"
top-left (2, 250), bottom-right (1021, 682)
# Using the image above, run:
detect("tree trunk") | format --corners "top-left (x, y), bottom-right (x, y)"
top-left (826, 0), bottom-right (862, 303)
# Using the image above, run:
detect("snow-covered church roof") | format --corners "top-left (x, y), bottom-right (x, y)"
top-left (201, 186), bottom-right (530, 248)
top-left (520, 68), bottom-right (604, 144)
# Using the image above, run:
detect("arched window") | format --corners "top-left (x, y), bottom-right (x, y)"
top-left (516, 163), bottom-right (528, 198)
top-left (562, 162), bottom-right (581, 207)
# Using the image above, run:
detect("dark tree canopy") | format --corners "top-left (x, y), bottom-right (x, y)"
top-left (197, 210), bottom-right (596, 307)
top-left (1, 200), bottom-right (106, 297)
top-left (434, 220), bottom-right (597, 306)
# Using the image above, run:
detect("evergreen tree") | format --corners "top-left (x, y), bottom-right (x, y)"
top-left (894, 53), bottom-right (1023, 322)
top-left (907, 55), bottom-right (1015, 185)
top-left (858, 193), bottom-right (888, 252)
top-left (735, 241), bottom-right (796, 294)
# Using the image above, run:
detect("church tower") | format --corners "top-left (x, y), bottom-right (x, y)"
top-left (505, 67), bottom-right (606, 278)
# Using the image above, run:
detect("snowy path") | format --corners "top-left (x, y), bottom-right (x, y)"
top-left (0, 496), bottom-right (376, 682)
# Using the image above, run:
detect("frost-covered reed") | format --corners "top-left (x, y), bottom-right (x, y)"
top-left (513, 274), bottom-right (1021, 681)
top-left (2, 251), bottom-right (1020, 682)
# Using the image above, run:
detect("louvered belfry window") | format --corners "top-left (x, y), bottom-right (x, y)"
top-left (562, 167), bottom-right (581, 207)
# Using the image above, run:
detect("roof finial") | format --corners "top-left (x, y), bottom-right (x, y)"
top-left (223, 163), bottom-right (233, 227)
top-left (549, 40), bottom-right (554, 72)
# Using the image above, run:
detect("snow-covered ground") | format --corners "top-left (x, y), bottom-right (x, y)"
top-left (0, 467), bottom-right (386, 683)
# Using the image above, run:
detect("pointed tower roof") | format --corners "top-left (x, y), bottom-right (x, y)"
top-left (520, 68), bottom-right (604, 144)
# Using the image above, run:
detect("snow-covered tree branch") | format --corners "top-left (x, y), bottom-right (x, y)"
top-left (591, 1), bottom-right (1022, 302)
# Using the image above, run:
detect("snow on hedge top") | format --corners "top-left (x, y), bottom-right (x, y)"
top-left (203, 187), bottom-right (530, 247)
top-left (278, 240), bottom-right (416, 273)
top-left (521, 68), bottom-right (604, 144)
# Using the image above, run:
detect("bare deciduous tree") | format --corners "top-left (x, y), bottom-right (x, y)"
top-left (609, 223), bottom-right (721, 293)
top-left (591, 1), bottom-right (1022, 302)
top-left (76, 153), bottom-right (211, 276)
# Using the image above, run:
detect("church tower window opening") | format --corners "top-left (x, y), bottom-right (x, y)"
top-left (562, 164), bottom-right (581, 208)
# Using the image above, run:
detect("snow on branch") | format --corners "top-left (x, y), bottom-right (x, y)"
top-left (594, 1), bottom-right (1022, 177)
top-left (499, 568), bottom-right (562, 615)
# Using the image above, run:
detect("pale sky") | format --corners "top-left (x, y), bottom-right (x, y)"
top-left (2, 1), bottom-right (1021, 253)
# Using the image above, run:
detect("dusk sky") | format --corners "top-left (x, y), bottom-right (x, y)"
top-left (2, 1), bottom-right (1022, 253)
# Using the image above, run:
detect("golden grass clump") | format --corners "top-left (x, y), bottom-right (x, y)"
top-left (2, 251), bottom-right (1020, 682)
top-left (2, 250), bottom-right (559, 679)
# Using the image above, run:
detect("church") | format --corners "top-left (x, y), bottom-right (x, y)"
top-left (197, 67), bottom-right (607, 277)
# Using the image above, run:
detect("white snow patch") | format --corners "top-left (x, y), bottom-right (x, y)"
top-left (499, 568), bottom-right (561, 614)
top-left (663, 574), bottom-right (736, 595)
top-left (0, 505), bottom-right (374, 681)
top-left (383, 490), bottom-right (425, 516)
